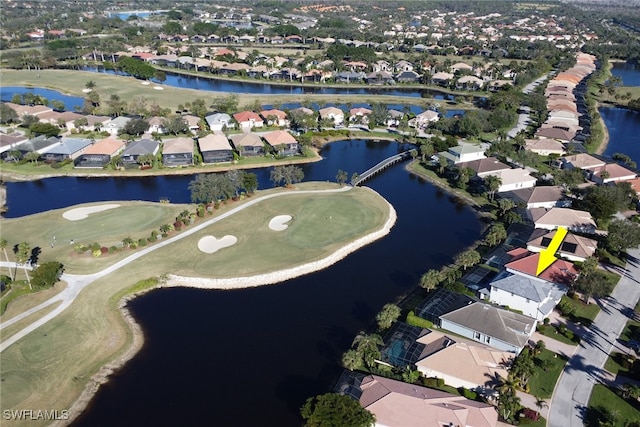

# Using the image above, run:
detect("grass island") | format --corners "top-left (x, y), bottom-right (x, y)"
top-left (0, 181), bottom-right (395, 426)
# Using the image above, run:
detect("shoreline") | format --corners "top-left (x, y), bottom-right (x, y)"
top-left (54, 187), bottom-right (396, 425)
top-left (595, 102), bottom-right (611, 155)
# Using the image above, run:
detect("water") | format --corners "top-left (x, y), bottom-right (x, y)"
top-left (0, 86), bottom-right (85, 111)
top-left (6, 140), bottom-right (482, 426)
top-left (82, 66), bottom-right (454, 99)
top-left (610, 61), bottom-right (640, 87)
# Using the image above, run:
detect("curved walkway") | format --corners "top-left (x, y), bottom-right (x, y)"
top-left (0, 186), bottom-right (353, 352)
top-left (548, 248), bottom-right (640, 426)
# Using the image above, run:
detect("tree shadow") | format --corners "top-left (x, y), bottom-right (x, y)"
top-left (30, 246), bottom-right (41, 266)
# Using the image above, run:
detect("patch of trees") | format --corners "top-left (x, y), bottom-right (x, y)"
top-left (270, 165), bottom-right (304, 187)
top-left (0, 104), bottom-right (18, 124)
top-left (267, 24), bottom-right (300, 37)
top-left (121, 118), bottom-right (150, 136)
top-left (29, 122), bottom-right (60, 137)
top-left (606, 219), bottom-right (640, 253)
top-left (300, 393), bottom-right (375, 427)
top-left (192, 22), bottom-right (218, 36)
top-left (326, 44), bottom-right (377, 63)
top-left (574, 183), bottom-right (636, 224)
top-left (189, 170), bottom-right (258, 203)
top-left (117, 56), bottom-right (156, 80)
top-left (31, 261), bottom-right (64, 290)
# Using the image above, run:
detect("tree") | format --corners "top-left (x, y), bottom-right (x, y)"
top-left (455, 249), bottom-right (481, 270)
top-left (0, 239), bottom-right (9, 264)
top-left (85, 80), bottom-right (96, 90)
top-left (29, 122), bottom-right (60, 137)
top-left (242, 172), bottom-right (258, 194)
top-left (300, 393), bottom-right (375, 427)
top-left (341, 349), bottom-right (361, 371)
top-left (31, 261), bottom-right (64, 290)
top-left (137, 153), bottom-right (155, 168)
top-left (122, 118), bottom-right (150, 137)
top-left (484, 223), bottom-right (507, 247)
top-left (419, 141), bottom-right (434, 162)
top-left (352, 332), bottom-right (383, 368)
top-left (606, 219), bottom-right (640, 253)
top-left (16, 242), bottom-right (31, 289)
top-left (271, 165), bottom-right (304, 187)
top-left (419, 269), bottom-right (442, 291)
top-left (24, 151), bottom-right (41, 166)
top-left (189, 173), bottom-right (235, 203)
top-left (484, 175), bottom-right (501, 201)
top-left (336, 170), bottom-right (348, 185)
top-left (375, 304), bottom-right (401, 330)
top-left (497, 198), bottom-right (516, 216)
top-left (577, 184), bottom-right (634, 224)
top-left (576, 272), bottom-right (615, 303)
top-left (211, 94), bottom-right (239, 114)
top-left (497, 375), bottom-right (521, 423)
top-left (0, 103), bottom-right (18, 124)
top-left (163, 116), bottom-right (189, 135)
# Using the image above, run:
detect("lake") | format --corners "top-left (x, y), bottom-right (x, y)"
top-left (4, 140), bottom-right (482, 426)
top-left (611, 61), bottom-right (640, 87)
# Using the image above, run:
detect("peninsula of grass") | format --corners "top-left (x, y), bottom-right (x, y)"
top-left (528, 349), bottom-right (568, 398)
top-left (0, 182), bottom-right (393, 426)
top-left (558, 295), bottom-right (601, 326)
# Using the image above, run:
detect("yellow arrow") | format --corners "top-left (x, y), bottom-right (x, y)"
top-left (536, 227), bottom-right (568, 276)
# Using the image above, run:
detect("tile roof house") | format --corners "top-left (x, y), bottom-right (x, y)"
top-left (484, 168), bottom-right (537, 193)
top-left (162, 137), bottom-right (194, 167)
top-left (104, 116), bottom-right (132, 136)
top-left (439, 143), bottom-right (487, 164)
top-left (413, 330), bottom-right (514, 392)
top-left (457, 157), bottom-right (511, 178)
top-left (198, 133), bottom-right (234, 163)
top-left (0, 132), bottom-right (29, 158)
top-left (41, 137), bottom-right (93, 162)
top-left (121, 138), bottom-right (160, 166)
top-left (505, 251), bottom-right (579, 286)
top-left (590, 163), bottom-right (636, 185)
top-left (501, 185), bottom-right (566, 209)
top-left (439, 302), bottom-right (536, 354)
top-left (74, 137), bottom-right (125, 168)
top-left (233, 111), bottom-right (264, 129)
top-left (413, 110), bottom-right (439, 128)
top-left (534, 127), bottom-right (575, 142)
top-left (318, 107), bottom-right (345, 125)
top-left (229, 133), bottom-right (265, 157)
top-left (529, 207), bottom-right (597, 234)
top-left (488, 270), bottom-right (568, 320)
top-left (527, 229), bottom-right (597, 262)
top-left (259, 109), bottom-right (288, 127)
top-left (524, 138), bottom-right (566, 156)
top-left (205, 113), bottom-right (234, 131)
top-left (261, 130), bottom-right (299, 156)
top-left (561, 153), bottom-right (606, 171)
top-left (336, 373), bottom-right (498, 427)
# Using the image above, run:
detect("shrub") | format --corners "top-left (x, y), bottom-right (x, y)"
top-left (521, 408), bottom-right (540, 421)
top-left (459, 387), bottom-right (478, 400)
top-left (108, 246), bottom-right (118, 254)
top-left (92, 249), bottom-right (101, 257)
top-left (91, 242), bottom-right (101, 251)
top-left (557, 324), bottom-right (567, 335)
top-left (174, 220), bottom-right (183, 230)
top-left (197, 206), bottom-right (205, 217)
top-left (100, 246), bottom-right (109, 254)
top-left (543, 317), bottom-right (550, 325)
top-left (138, 238), bottom-right (147, 247)
top-left (406, 311), bottom-right (433, 329)
top-left (148, 235), bottom-right (157, 243)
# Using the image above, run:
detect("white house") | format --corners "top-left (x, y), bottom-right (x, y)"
top-left (318, 107), bottom-right (344, 125)
top-left (485, 168), bottom-right (537, 193)
top-left (205, 113), bottom-right (234, 131)
top-left (439, 142), bottom-right (486, 164)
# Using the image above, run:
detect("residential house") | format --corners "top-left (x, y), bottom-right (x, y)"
top-left (396, 70), bottom-right (421, 83)
top-left (4, 103), bottom-right (52, 119)
top-left (335, 71), bottom-right (365, 83)
top-left (439, 302), bottom-right (536, 354)
top-left (262, 130), bottom-right (299, 156)
top-left (260, 109), bottom-right (288, 127)
top-left (394, 60), bottom-right (414, 72)
top-left (335, 373), bottom-right (498, 427)
top-left (366, 71), bottom-right (394, 85)
top-left (0, 132), bottom-right (29, 159)
top-left (414, 288), bottom-right (478, 326)
top-left (456, 75), bottom-right (484, 90)
top-left (205, 113), bottom-right (234, 131)
top-left (451, 62), bottom-right (474, 74)
top-left (15, 135), bottom-right (61, 156)
top-left (529, 207), bottom-right (597, 234)
top-left (41, 137), bottom-right (93, 162)
top-left (431, 71), bottom-right (454, 86)
top-left (318, 107), bottom-right (345, 126)
top-left (82, 115), bottom-right (112, 132)
top-left (74, 137), bottom-right (125, 168)
top-left (104, 116), bottom-right (132, 136)
top-left (198, 133), bottom-right (234, 163)
top-left (412, 110), bottom-right (439, 128)
top-left (561, 153), bottom-right (606, 171)
top-left (349, 107), bottom-right (372, 124)
top-left (527, 229), bottom-right (597, 262)
top-left (439, 142), bottom-right (486, 164)
top-left (147, 116), bottom-right (166, 134)
top-left (229, 133), bottom-right (265, 157)
top-left (501, 185), bottom-right (567, 209)
top-left (414, 330), bottom-right (514, 392)
top-left (505, 250), bottom-right (579, 285)
top-left (233, 111), bottom-right (264, 130)
top-left (535, 127), bottom-right (575, 143)
top-left (524, 138), bottom-right (566, 156)
top-left (183, 115), bottom-right (201, 132)
top-left (386, 109), bottom-right (404, 127)
top-left (484, 168), bottom-right (537, 193)
top-left (162, 137), bottom-right (194, 167)
top-left (590, 163), bottom-right (636, 185)
top-left (487, 270), bottom-right (568, 321)
top-left (120, 138), bottom-right (160, 167)
top-left (458, 157), bottom-right (511, 178)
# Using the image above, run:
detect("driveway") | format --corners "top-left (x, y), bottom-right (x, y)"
top-left (547, 248), bottom-right (640, 426)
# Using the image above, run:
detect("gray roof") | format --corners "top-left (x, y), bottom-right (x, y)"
top-left (229, 133), bottom-right (263, 148)
top-left (21, 135), bottom-right (60, 152)
top-left (205, 113), bottom-right (232, 126)
top-left (490, 271), bottom-right (549, 303)
top-left (43, 138), bottom-right (93, 156)
top-left (163, 137), bottom-right (194, 154)
top-left (122, 139), bottom-right (159, 156)
top-left (440, 302), bottom-right (535, 349)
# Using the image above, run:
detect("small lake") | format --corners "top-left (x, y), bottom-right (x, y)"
top-left (5, 140), bottom-right (482, 426)
top-left (611, 61), bottom-right (640, 87)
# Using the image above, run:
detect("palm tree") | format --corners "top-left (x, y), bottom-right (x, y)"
top-left (336, 170), bottom-right (348, 186)
top-left (352, 332), bottom-right (383, 368)
top-left (375, 304), bottom-right (401, 330)
top-left (0, 238), bottom-right (9, 264)
top-left (341, 349), bottom-right (361, 371)
top-left (419, 269), bottom-right (442, 291)
top-left (484, 175), bottom-right (501, 201)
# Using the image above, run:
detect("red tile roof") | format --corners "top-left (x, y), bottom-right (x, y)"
top-left (506, 253), bottom-right (578, 285)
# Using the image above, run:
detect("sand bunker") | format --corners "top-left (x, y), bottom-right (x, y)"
top-left (197, 235), bottom-right (238, 254)
top-left (269, 215), bottom-right (292, 231)
top-left (81, 88), bottom-right (92, 93)
top-left (63, 204), bottom-right (121, 221)
top-left (141, 81), bottom-right (150, 85)
top-left (153, 86), bottom-right (164, 90)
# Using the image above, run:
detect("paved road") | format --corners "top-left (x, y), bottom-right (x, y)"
top-left (507, 73), bottom-right (552, 139)
top-left (548, 248), bottom-right (640, 426)
top-left (0, 186), bottom-right (352, 352)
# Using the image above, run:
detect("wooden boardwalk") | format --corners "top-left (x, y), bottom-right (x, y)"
top-left (351, 151), bottom-right (412, 186)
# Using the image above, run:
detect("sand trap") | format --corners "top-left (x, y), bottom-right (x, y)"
top-left (141, 81), bottom-right (151, 85)
top-left (198, 235), bottom-right (238, 254)
top-left (63, 204), bottom-right (121, 221)
top-left (269, 215), bottom-right (292, 231)
top-left (81, 88), bottom-right (92, 93)
top-left (153, 86), bottom-right (164, 90)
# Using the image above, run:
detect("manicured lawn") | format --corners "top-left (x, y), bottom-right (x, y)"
top-left (587, 384), bottom-right (640, 427)
top-left (604, 351), bottom-right (640, 380)
top-left (559, 295), bottom-right (601, 326)
top-left (537, 323), bottom-right (581, 345)
top-left (0, 282), bottom-right (32, 315)
top-left (528, 349), bottom-right (568, 398)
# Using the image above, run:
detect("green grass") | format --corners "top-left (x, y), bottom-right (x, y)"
top-left (0, 282), bottom-right (31, 315)
top-left (537, 323), bottom-right (581, 345)
top-left (587, 384), bottom-right (640, 427)
top-left (604, 351), bottom-right (640, 379)
top-left (528, 349), bottom-right (568, 398)
top-left (559, 295), bottom-right (601, 326)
